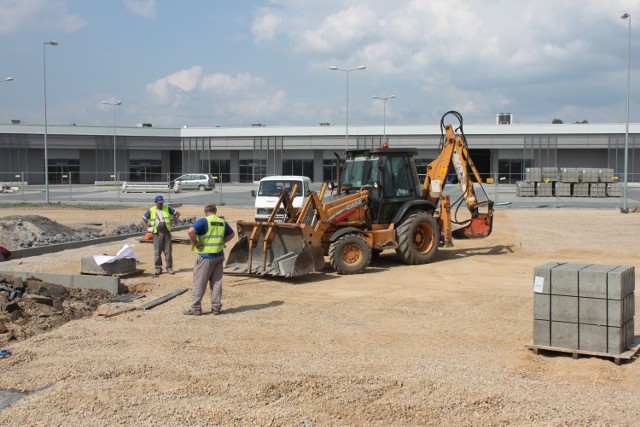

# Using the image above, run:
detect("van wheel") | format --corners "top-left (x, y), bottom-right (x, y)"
top-left (198, 184), bottom-right (206, 191)
top-left (329, 234), bottom-right (371, 275)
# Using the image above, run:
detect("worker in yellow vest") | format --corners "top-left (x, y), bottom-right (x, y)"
top-left (141, 195), bottom-right (180, 276)
top-left (183, 201), bottom-right (235, 316)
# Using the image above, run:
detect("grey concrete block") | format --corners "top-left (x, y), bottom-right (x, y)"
top-left (551, 321), bottom-right (579, 349)
top-left (551, 263), bottom-right (589, 296)
top-left (608, 320), bottom-right (633, 355)
top-left (533, 319), bottom-right (550, 346)
top-left (579, 264), bottom-right (617, 299)
top-left (576, 296), bottom-right (632, 328)
top-left (607, 265), bottom-right (635, 299)
top-left (533, 262), bottom-right (563, 294)
top-left (579, 297), bottom-right (607, 326)
top-left (579, 323), bottom-right (608, 353)
top-left (81, 256), bottom-right (137, 275)
top-left (534, 294), bottom-right (550, 320)
top-left (551, 295), bottom-right (578, 323)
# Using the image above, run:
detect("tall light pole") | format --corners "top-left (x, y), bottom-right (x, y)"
top-left (102, 100), bottom-right (123, 184)
top-left (329, 65), bottom-right (366, 151)
top-left (621, 13), bottom-right (631, 214)
top-left (372, 94), bottom-right (396, 145)
top-left (43, 40), bottom-right (58, 204)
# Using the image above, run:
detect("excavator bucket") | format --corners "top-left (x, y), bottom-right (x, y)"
top-left (452, 211), bottom-right (494, 239)
top-left (225, 220), bottom-right (326, 277)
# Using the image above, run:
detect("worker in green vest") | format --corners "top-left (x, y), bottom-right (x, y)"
top-left (142, 195), bottom-right (180, 276)
top-left (183, 201), bottom-right (235, 316)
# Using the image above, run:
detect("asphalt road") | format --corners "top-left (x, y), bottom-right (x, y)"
top-left (0, 183), bottom-right (639, 211)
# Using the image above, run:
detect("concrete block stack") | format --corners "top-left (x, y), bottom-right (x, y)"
top-left (598, 168), bottom-right (614, 183)
top-left (607, 182), bottom-right (622, 197)
top-left (517, 166), bottom-right (620, 197)
top-left (573, 182), bottom-right (590, 197)
top-left (556, 182), bottom-right (572, 197)
top-left (516, 181), bottom-right (536, 197)
top-left (536, 182), bottom-right (553, 197)
top-left (533, 262), bottom-right (635, 354)
top-left (560, 168), bottom-right (580, 183)
top-left (580, 168), bottom-right (600, 183)
top-left (590, 183), bottom-right (606, 197)
top-left (525, 167), bottom-right (542, 182)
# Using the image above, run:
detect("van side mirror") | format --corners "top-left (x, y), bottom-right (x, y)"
top-left (251, 189), bottom-right (256, 197)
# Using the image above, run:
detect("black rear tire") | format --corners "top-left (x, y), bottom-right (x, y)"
top-left (329, 234), bottom-right (371, 275)
top-left (396, 211), bottom-right (439, 264)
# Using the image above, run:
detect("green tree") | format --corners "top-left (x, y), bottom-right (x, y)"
top-left (575, 120), bottom-right (589, 124)
top-left (552, 119), bottom-right (564, 124)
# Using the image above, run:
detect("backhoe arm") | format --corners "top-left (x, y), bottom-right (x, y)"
top-left (423, 123), bottom-right (494, 242)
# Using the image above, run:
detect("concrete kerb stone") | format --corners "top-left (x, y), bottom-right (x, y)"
top-left (0, 271), bottom-right (119, 294)
top-left (4, 225), bottom-right (191, 260)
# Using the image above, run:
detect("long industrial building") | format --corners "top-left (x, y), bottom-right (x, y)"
top-left (0, 121), bottom-right (637, 184)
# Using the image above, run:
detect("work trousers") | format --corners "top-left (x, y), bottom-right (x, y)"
top-left (153, 228), bottom-right (173, 271)
top-left (191, 255), bottom-right (225, 311)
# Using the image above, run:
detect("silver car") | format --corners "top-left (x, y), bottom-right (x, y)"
top-left (171, 174), bottom-right (216, 191)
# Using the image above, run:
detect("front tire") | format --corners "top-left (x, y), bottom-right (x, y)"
top-left (396, 211), bottom-right (439, 264)
top-left (329, 234), bottom-right (371, 275)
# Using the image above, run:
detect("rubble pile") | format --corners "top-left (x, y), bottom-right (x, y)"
top-left (0, 273), bottom-right (112, 344)
top-left (0, 215), bottom-right (195, 250)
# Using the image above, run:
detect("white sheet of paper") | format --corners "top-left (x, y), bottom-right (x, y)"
top-left (533, 276), bottom-right (545, 293)
top-left (93, 244), bottom-right (139, 265)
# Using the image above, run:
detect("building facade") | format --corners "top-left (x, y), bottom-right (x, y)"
top-left (0, 122), bottom-right (638, 185)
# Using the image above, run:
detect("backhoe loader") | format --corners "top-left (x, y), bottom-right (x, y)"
top-left (226, 111), bottom-right (494, 277)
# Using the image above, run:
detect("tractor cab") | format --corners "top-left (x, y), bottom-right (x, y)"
top-left (340, 147), bottom-right (422, 223)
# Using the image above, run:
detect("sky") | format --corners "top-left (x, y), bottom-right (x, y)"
top-left (0, 0), bottom-right (638, 129)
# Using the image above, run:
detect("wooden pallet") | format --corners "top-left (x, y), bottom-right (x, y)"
top-left (526, 340), bottom-right (640, 365)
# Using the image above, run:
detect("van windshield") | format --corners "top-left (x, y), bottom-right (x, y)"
top-left (258, 180), bottom-right (304, 197)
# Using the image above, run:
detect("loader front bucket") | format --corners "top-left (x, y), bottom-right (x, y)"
top-left (225, 221), bottom-right (326, 278)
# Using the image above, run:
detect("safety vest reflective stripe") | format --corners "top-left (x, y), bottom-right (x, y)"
top-left (149, 206), bottom-right (172, 232)
top-left (192, 215), bottom-right (225, 254)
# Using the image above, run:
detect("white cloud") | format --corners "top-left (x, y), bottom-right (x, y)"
top-left (122, 0), bottom-right (156, 18)
top-left (145, 66), bottom-right (203, 104)
top-left (252, 9), bottom-right (282, 43)
top-left (0, 0), bottom-right (85, 34)
top-left (200, 73), bottom-right (266, 96)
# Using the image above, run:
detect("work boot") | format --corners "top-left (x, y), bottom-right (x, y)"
top-left (167, 268), bottom-right (174, 275)
top-left (182, 308), bottom-right (202, 316)
top-left (211, 308), bottom-right (221, 316)
top-left (153, 269), bottom-right (162, 277)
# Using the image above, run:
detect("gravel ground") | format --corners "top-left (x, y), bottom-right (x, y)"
top-left (0, 206), bottom-right (638, 426)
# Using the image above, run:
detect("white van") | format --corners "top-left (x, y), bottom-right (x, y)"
top-left (254, 175), bottom-right (312, 222)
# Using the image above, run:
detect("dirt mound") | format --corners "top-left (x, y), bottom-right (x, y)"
top-left (0, 273), bottom-right (112, 344)
top-left (0, 214), bottom-right (196, 251)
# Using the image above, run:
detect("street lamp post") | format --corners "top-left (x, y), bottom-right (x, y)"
top-left (621, 13), bottom-right (631, 214)
top-left (372, 94), bottom-right (396, 145)
top-left (329, 65), bottom-right (366, 151)
top-left (43, 40), bottom-right (58, 204)
top-left (102, 100), bottom-right (123, 185)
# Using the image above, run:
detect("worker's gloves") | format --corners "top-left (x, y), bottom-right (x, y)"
top-left (147, 227), bottom-right (154, 232)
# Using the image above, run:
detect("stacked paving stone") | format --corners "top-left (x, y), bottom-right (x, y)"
top-left (516, 167), bottom-right (621, 197)
top-left (533, 262), bottom-right (635, 354)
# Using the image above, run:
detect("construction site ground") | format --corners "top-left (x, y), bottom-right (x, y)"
top-left (0, 205), bottom-right (639, 425)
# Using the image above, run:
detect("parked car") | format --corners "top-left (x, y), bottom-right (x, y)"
top-left (170, 174), bottom-right (216, 191)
